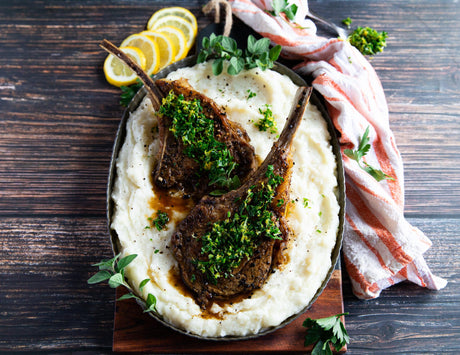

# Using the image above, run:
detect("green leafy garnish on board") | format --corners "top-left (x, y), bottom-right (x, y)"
top-left (348, 26), bottom-right (388, 55)
top-left (303, 313), bottom-right (350, 355)
top-left (88, 254), bottom-right (157, 313)
top-left (342, 17), bottom-right (352, 28)
top-left (195, 165), bottom-right (283, 283)
top-left (160, 91), bottom-right (240, 191)
top-left (197, 34), bottom-right (282, 76)
top-left (255, 104), bottom-right (278, 134)
top-left (269, 0), bottom-right (298, 20)
top-left (344, 126), bottom-right (394, 182)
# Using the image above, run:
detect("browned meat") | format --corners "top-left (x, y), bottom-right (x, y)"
top-left (99, 40), bottom-right (256, 200)
top-left (153, 78), bottom-right (256, 199)
top-left (171, 86), bottom-right (313, 308)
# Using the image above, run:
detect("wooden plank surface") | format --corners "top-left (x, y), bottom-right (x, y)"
top-left (0, 0), bottom-right (459, 353)
top-left (113, 270), bottom-right (344, 353)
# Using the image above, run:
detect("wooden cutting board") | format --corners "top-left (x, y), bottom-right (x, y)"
top-left (113, 265), bottom-right (346, 353)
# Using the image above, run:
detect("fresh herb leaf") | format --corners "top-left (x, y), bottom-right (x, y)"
top-left (151, 210), bottom-right (169, 231)
top-left (88, 254), bottom-right (158, 314)
top-left (303, 197), bottom-right (310, 208)
top-left (348, 26), bottom-right (388, 55)
top-left (344, 126), bottom-right (394, 181)
top-left (120, 80), bottom-right (143, 106)
top-left (342, 17), bottom-right (352, 28)
top-left (255, 104), bottom-right (278, 134)
top-left (269, 0), bottom-right (298, 20)
top-left (139, 278), bottom-right (150, 292)
top-left (87, 270), bottom-right (112, 284)
top-left (144, 293), bottom-right (157, 313)
top-left (197, 34), bottom-right (282, 76)
top-left (303, 313), bottom-right (350, 354)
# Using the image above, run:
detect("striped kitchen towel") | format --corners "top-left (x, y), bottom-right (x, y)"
top-left (228, 0), bottom-right (447, 298)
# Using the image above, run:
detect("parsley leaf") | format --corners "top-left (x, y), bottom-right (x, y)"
top-left (269, 0), bottom-right (298, 21)
top-left (88, 254), bottom-right (158, 313)
top-left (303, 313), bottom-right (350, 354)
top-left (344, 126), bottom-right (394, 182)
top-left (120, 80), bottom-right (143, 106)
top-left (197, 34), bottom-right (282, 76)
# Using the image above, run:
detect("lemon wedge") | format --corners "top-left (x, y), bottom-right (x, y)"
top-left (147, 7), bottom-right (198, 35)
top-left (148, 15), bottom-right (196, 51)
top-left (103, 46), bottom-right (146, 87)
top-left (141, 30), bottom-right (176, 70)
top-left (120, 33), bottom-right (160, 75)
top-left (154, 26), bottom-right (189, 61)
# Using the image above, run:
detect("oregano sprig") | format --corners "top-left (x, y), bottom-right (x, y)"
top-left (197, 34), bottom-right (282, 76)
top-left (303, 313), bottom-right (350, 355)
top-left (344, 126), bottom-right (394, 182)
top-left (88, 253), bottom-right (157, 313)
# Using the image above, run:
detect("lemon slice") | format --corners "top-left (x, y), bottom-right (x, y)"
top-left (147, 7), bottom-right (198, 34)
top-left (149, 15), bottom-right (196, 51)
top-left (120, 33), bottom-right (160, 75)
top-left (141, 30), bottom-right (176, 70)
top-left (154, 26), bottom-right (189, 61)
top-left (103, 46), bottom-right (146, 87)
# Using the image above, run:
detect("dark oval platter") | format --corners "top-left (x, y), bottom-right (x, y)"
top-left (106, 55), bottom-right (345, 341)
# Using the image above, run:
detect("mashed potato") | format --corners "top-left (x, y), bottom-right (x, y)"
top-left (110, 62), bottom-right (340, 337)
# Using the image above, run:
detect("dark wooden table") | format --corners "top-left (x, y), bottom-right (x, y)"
top-left (1, 0), bottom-right (459, 353)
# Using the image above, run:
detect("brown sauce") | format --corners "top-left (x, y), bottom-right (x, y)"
top-left (148, 184), bottom-right (194, 216)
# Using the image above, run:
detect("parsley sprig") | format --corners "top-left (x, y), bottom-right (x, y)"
top-left (269, 0), bottom-right (298, 20)
top-left (88, 253), bottom-right (157, 313)
top-left (197, 34), bottom-right (282, 76)
top-left (344, 126), bottom-right (394, 182)
top-left (303, 313), bottom-right (350, 355)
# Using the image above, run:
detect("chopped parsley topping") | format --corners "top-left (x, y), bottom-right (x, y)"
top-left (342, 17), bottom-right (352, 28)
top-left (303, 197), bottom-right (310, 208)
top-left (159, 91), bottom-right (240, 190)
top-left (152, 210), bottom-right (169, 231)
top-left (255, 104), bottom-right (278, 134)
top-left (348, 26), bottom-right (388, 55)
top-left (195, 165), bottom-right (283, 283)
top-left (247, 89), bottom-right (257, 100)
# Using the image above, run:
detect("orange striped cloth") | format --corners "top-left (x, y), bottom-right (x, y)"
top-left (229, 0), bottom-right (447, 298)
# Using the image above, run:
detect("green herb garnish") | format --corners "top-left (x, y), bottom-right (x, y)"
top-left (269, 0), bottom-right (298, 20)
top-left (344, 126), bottom-right (394, 182)
top-left (160, 91), bottom-right (240, 191)
top-left (88, 254), bottom-right (157, 313)
top-left (303, 313), bottom-right (350, 354)
top-left (342, 17), bottom-right (352, 28)
top-left (303, 197), bottom-right (310, 208)
top-left (120, 79), bottom-right (143, 106)
top-left (195, 165), bottom-right (283, 283)
top-left (348, 26), bottom-right (388, 55)
top-left (247, 89), bottom-right (257, 100)
top-left (255, 104), bottom-right (278, 134)
top-left (197, 34), bottom-right (282, 76)
top-left (152, 210), bottom-right (169, 231)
